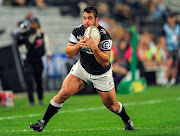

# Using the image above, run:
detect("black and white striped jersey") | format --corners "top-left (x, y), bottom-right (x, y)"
top-left (69, 24), bottom-right (112, 75)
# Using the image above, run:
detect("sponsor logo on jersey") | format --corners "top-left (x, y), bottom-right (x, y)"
top-left (80, 46), bottom-right (94, 54)
top-left (100, 29), bottom-right (106, 35)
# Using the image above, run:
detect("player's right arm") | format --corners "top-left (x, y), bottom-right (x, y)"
top-left (66, 36), bottom-right (86, 58)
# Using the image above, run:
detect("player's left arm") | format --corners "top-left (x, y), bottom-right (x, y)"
top-left (93, 49), bottom-right (110, 67)
top-left (44, 33), bottom-right (52, 59)
top-left (84, 35), bottom-right (110, 67)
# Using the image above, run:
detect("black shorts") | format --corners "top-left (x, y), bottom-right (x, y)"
top-left (168, 50), bottom-right (179, 61)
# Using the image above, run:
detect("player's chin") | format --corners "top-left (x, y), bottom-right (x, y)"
top-left (84, 24), bottom-right (90, 29)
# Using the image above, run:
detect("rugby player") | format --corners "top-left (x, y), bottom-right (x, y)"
top-left (29, 6), bottom-right (135, 132)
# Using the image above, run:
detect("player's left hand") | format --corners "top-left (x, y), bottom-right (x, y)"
top-left (84, 34), bottom-right (100, 51)
top-left (47, 55), bottom-right (52, 60)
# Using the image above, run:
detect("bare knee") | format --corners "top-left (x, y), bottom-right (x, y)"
top-left (166, 59), bottom-right (173, 67)
top-left (53, 89), bottom-right (71, 104)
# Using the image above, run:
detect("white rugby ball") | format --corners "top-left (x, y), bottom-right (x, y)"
top-left (84, 26), bottom-right (101, 41)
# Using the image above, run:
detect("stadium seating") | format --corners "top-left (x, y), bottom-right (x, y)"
top-left (0, 6), bottom-right (82, 90)
top-left (0, 6), bottom-right (80, 52)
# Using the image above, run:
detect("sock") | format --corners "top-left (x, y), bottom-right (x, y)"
top-left (117, 102), bottom-right (130, 122)
top-left (42, 99), bottom-right (63, 125)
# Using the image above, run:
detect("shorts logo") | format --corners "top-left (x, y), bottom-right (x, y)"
top-left (109, 81), bottom-right (114, 87)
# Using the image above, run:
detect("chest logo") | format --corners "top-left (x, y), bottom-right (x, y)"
top-left (35, 39), bottom-right (43, 48)
top-left (80, 46), bottom-right (94, 54)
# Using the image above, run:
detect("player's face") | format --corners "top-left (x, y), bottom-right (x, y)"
top-left (30, 21), bottom-right (39, 33)
top-left (83, 12), bottom-right (98, 29)
top-left (167, 16), bottom-right (176, 26)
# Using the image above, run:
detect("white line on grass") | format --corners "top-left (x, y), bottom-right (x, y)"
top-left (0, 98), bottom-right (178, 120)
top-left (4, 126), bottom-right (180, 133)
top-left (0, 113), bottom-right (43, 120)
top-left (176, 97), bottom-right (180, 101)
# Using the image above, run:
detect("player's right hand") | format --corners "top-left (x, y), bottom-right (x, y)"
top-left (77, 36), bottom-right (87, 48)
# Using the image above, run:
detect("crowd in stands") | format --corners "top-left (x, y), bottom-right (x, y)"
top-left (93, 0), bottom-right (180, 86)
top-left (2, 0), bottom-right (46, 8)
top-left (1, 0), bottom-right (180, 86)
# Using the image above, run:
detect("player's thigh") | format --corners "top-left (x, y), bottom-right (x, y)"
top-left (56, 74), bottom-right (86, 101)
top-left (166, 57), bottom-right (173, 67)
top-left (97, 88), bottom-right (118, 107)
top-left (173, 60), bottom-right (179, 68)
top-left (62, 73), bottom-right (85, 94)
top-left (173, 52), bottom-right (179, 67)
top-left (91, 67), bottom-right (115, 92)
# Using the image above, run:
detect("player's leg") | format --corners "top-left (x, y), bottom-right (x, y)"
top-left (169, 51), bottom-right (179, 85)
top-left (97, 88), bottom-right (135, 130)
top-left (32, 62), bottom-right (43, 105)
top-left (24, 61), bottom-right (35, 106)
top-left (30, 74), bottom-right (86, 132)
top-left (26, 76), bottom-right (34, 105)
top-left (91, 67), bottom-right (134, 130)
top-left (43, 74), bottom-right (85, 124)
top-left (164, 57), bottom-right (173, 84)
top-left (172, 60), bottom-right (179, 79)
top-left (170, 59), bottom-right (179, 85)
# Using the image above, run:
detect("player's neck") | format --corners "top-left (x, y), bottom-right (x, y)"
top-left (95, 24), bottom-right (99, 28)
top-left (169, 23), bottom-right (175, 28)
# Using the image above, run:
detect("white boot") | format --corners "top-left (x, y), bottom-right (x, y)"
top-left (169, 79), bottom-right (176, 86)
top-left (161, 78), bottom-right (168, 85)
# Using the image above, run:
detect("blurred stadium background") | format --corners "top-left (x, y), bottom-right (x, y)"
top-left (0, 0), bottom-right (180, 135)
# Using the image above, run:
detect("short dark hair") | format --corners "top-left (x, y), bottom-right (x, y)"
top-left (29, 17), bottom-right (41, 28)
top-left (83, 6), bottom-right (98, 18)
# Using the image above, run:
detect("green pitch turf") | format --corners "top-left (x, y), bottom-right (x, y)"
top-left (0, 85), bottom-right (180, 136)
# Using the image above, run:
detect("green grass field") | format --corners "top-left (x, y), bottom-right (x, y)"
top-left (0, 85), bottom-right (180, 136)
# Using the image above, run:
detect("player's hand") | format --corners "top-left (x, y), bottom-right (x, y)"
top-left (47, 55), bottom-right (52, 60)
top-left (77, 36), bottom-right (87, 48)
top-left (120, 67), bottom-right (128, 75)
top-left (84, 34), bottom-right (100, 51)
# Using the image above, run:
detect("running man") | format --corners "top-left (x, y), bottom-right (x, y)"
top-left (29, 6), bottom-right (135, 132)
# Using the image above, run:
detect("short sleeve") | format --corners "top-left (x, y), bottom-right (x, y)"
top-left (98, 28), bottom-right (112, 51)
top-left (98, 39), bottom-right (112, 51)
top-left (69, 28), bottom-right (79, 44)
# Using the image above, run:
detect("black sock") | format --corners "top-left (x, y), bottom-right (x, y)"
top-left (42, 99), bottom-right (63, 125)
top-left (118, 106), bottom-right (130, 122)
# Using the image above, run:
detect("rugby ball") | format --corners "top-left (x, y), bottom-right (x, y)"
top-left (84, 26), bottom-right (101, 41)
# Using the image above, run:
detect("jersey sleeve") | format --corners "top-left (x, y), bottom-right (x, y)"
top-left (99, 39), bottom-right (112, 51)
top-left (69, 28), bottom-right (79, 44)
top-left (98, 28), bottom-right (112, 51)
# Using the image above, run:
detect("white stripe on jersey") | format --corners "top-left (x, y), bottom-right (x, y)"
top-left (69, 33), bottom-right (78, 44)
top-left (99, 39), bottom-right (112, 51)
